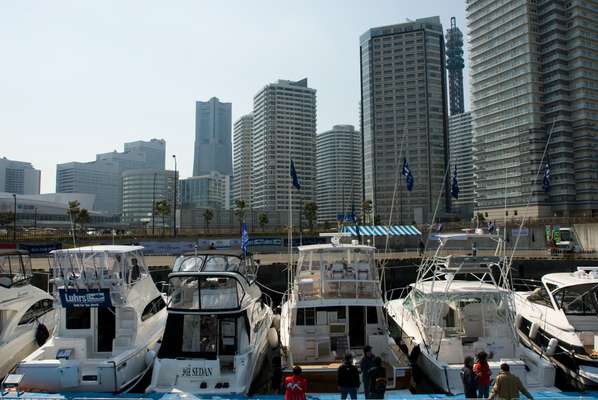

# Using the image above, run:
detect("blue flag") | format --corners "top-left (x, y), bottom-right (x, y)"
top-left (402, 159), bottom-right (414, 192)
top-left (241, 223), bottom-right (249, 255)
top-left (451, 165), bottom-right (459, 199)
top-left (543, 163), bottom-right (550, 193)
top-left (290, 159), bottom-right (301, 190)
top-left (351, 205), bottom-right (361, 240)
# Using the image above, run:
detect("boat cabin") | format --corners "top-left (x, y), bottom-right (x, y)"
top-left (158, 251), bottom-right (266, 374)
top-left (289, 244), bottom-right (388, 363)
top-left (0, 250), bottom-right (33, 288)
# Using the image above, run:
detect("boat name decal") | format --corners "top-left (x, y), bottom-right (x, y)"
top-left (182, 366), bottom-right (214, 377)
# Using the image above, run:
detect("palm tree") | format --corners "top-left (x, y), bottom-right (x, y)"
top-left (362, 199), bottom-right (373, 225)
top-left (234, 199), bottom-right (247, 233)
top-left (304, 202), bottom-right (318, 234)
top-left (76, 208), bottom-right (91, 234)
top-left (203, 208), bottom-right (214, 233)
top-left (155, 200), bottom-right (171, 236)
top-left (258, 212), bottom-right (269, 232)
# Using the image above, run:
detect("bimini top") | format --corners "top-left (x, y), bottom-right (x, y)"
top-left (412, 280), bottom-right (508, 295)
top-left (432, 232), bottom-right (500, 241)
top-left (542, 267), bottom-right (598, 289)
top-left (298, 243), bottom-right (376, 252)
top-left (172, 251), bottom-right (255, 278)
top-left (51, 245), bottom-right (144, 254)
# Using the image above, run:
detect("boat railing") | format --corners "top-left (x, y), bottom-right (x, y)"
top-left (512, 278), bottom-right (543, 292)
top-left (296, 277), bottom-right (381, 300)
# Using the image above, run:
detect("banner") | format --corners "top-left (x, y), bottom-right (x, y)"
top-left (18, 242), bottom-right (62, 255)
top-left (511, 228), bottom-right (529, 237)
top-left (59, 288), bottom-right (112, 308)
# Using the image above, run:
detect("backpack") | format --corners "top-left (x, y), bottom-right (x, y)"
top-left (374, 375), bottom-right (387, 392)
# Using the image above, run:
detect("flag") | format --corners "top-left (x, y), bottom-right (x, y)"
top-left (241, 223), bottom-right (249, 255)
top-left (351, 205), bottom-right (361, 241)
top-left (402, 158), bottom-right (414, 192)
top-left (451, 165), bottom-right (459, 199)
top-left (290, 159), bottom-right (301, 190)
top-left (543, 163), bottom-right (550, 192)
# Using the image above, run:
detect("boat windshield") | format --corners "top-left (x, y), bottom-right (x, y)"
top-left (0, 252), bottom-right (32, 288)
top-left (53, 250), bottom-right (148, 285)
top-left (168, 275), bottom-right (244, 310)
top-left (553, 283), bottom-right (598, 315)
top-left (172, 255), bottom-right (254, 278)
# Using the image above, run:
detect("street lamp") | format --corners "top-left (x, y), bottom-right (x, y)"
top-left (172, 155), bottom-right (177, 237)
top-left (12, 194), bottom-right (16, 241)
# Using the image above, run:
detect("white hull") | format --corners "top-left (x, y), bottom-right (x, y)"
top-left (17, 324), bottom-right (163, 392)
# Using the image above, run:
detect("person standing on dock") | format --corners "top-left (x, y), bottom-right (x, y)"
top-left (367, 357), bottom-right (387, 399)
top-left (460, 356), bottom-right (477, 398)
top-left (337, 353), bottom-right (360, 399)
top-left (360, 345), bottom-right (376, 398)
top-left (284, 366), bottom-right (307, 400)
top-left (488, 363), bottom-right (533, 400)
top-left (473, 351), bottom-right (491, 398)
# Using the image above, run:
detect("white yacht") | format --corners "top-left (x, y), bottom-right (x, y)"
top-left (146, 250), bottom-right (274, 395)
top-left (385, 232), bottom-right (555, 394)
top-left (17, 245), bottom-right (167, 392)
top-left (515, 266), bottom-right (598, 389)
top-left (280, 236), bottom-right (411, 392)
top-left (0, 250), bottom-right (55, 378)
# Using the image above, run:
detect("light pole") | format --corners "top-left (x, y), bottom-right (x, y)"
top-left (152, 172), bottom-right (157, 237)
top-left (12, 194), bottom-right (16, 241)
top-left (172, 155), bottom-right (177, 237)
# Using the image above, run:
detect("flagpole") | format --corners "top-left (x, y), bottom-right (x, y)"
top-left (288, 130), bottom-right (293, 293)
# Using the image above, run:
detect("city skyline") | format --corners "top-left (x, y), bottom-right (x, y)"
top-left (1, 1), bottom-right (468, 194)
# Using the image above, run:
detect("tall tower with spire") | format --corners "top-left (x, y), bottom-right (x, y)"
top-left (445, 17), bottom-right (465, 115)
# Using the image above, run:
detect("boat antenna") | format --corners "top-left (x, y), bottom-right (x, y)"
top-left (508, 120), bottom-right (556, 268)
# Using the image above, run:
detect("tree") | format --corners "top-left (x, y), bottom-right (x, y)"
top-left (67, 200), bottom-right (80, 222)
top-left (76, 208), bottom-right (91, 233)
top-left (304, 202), bottom-right (318, 234)
top-left (258, 212), bottom-right (269, 232)
top-left (234, 199), bottom-right (247, 232)
top-left (0, 212), bottom-right (13, 227)
top-left (362, 199), bottom-right (373, 225)
top-left (373, 214), bottom-right (381, 225)
top-left (203, 208), bottom-right (214, 233)
top-left (155, 200), bottom-right (171, 236)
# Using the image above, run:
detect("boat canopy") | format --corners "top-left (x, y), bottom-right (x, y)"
top-left (167, 275), bottom-right (246, 312)
top-left (172, 250), bottom-right (256, 280)
top-left (341, 225), bottom-right (421, 236)
top-left (0, 249), bottom-right (32, 288)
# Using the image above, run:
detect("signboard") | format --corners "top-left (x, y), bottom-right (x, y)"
top-left (554, 226), bottom-right (561, 243)
top-left (511, 228), bottom-right (529, 237)
top-left (59, 288), bottom-right (112, 308)
top-left (18, 242), bottom-right (62, 255)
top-left (545, 225), bottom-right (552, 242)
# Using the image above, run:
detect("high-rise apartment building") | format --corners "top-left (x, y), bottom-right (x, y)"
top-left (233, 114), bottom-right (253, 203)
top-left (193, 97), bottom-right (232, 176)
top-left (360, 17), bottom-right (450, 224)
top-left (468, 0), bottom-right (598, 219)
top-left (0, 158), bottom-right (41, 195)
top-left (445, 17), bottom-right (465, 115)
top-left (56, 139), bottom-right (166, 213)
top-left (180, 172), bottom-right (232, 210)
top-left (121, 169), bottom-right (177, 224)
top-left (449, 112), bottom-right (474, 218)
top-left (316, 125), bottom-right (362, 223)
top-left (251, 78), bottom-right (316, 212)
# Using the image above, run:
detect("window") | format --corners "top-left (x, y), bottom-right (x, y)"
top-left (526, 287), bottom-right (552, 308)
top-left (19, 299), bottom-right (53, 325)
top-left (141, 296), bottom-right (166, 321)
top-left (66, 307), bottom-right (91, 329)
top-left (554, 284), bottom-right (598, 315)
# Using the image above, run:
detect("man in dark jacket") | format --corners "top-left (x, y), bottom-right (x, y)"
top-left (337, 353), bottom-right (360, 400)
top-left (360, 345), bottom-right (376, 398)
top-left (367, 357), bottom-right (387, 399)
top-left (461, 356), bottom-right (477, 398)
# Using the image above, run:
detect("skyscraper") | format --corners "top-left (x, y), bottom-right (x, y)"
top-left (233, 114), bottom-right (253, 203)
top-left (193, 97), bottom-right (232, 176)
top-left (445, 17), bottom-right (465, 116)
top-left (449, 112), bottom-right (474, 218)
top-left (0, 157), bottom-right (41, 195)
top-left (360, 17), bottom-right (450, 224)
top-left (56, 139), bottom-right (166, 213)
top-left (180, 172), bottom-right (232, 210)
top-left (316, 125), bottom-right (362, 223)
top-left (122, 169), bottom-right (177, 224)
top-left (468, 0), bottom-right (598, 219)
top-left (251, 78), bottom-right (316, 212)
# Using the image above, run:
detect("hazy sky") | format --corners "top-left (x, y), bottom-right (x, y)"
top-left (1, 0), bottom-right (468, 194)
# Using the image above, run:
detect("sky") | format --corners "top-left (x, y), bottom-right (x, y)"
top-left (0, 0), bottom-right (469, 194)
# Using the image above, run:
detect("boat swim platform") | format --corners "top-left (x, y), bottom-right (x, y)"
top-left (0, 390), bottom-right (595, 399)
